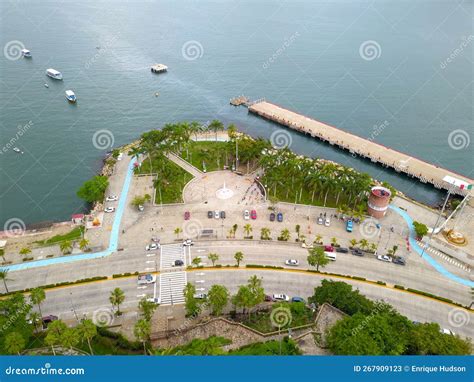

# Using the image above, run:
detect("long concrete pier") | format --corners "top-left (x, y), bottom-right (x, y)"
top-left (248, 101), bottom-right (473, 198)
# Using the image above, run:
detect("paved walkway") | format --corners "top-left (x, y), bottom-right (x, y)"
top-left (166, 153), bottom-right (203, 177)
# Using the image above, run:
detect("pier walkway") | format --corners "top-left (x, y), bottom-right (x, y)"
top-left (249, 101), bottom-right (473, 197)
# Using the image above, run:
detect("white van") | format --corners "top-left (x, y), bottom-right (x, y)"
top-left (324, 252), bottom-right (337, 261)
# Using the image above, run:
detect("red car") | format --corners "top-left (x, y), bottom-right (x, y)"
top-left (324, 245), bottom-right (334, 252)
top-left (251, 210), bottom-right (257, 219)
top-left (184, 211), bottom-right (190, 220)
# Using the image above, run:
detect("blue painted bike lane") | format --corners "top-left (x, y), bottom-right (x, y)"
top-left (1, 159), bottom-right (136, 272)
top-left (389, 205), bottom-right (473, 288)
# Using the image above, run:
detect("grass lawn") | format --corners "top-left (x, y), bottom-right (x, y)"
top-left (241, 302), bottom-right (314, 333)
top-left (34, 226), bottom-right (84, 246)
top-left (179, 141), bottom-right (234, 172)
top-left (136, 155), bottom-right (193, 204)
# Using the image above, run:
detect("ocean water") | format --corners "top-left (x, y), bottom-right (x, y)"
top-left (0, 0), bottom-right (472, 226)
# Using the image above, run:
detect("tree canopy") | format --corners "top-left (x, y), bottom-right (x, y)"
top-left (77, 175), bottom-right (109, 203)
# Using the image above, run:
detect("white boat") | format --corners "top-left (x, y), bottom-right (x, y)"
top-left (46, 68), bottom-right (63, 80)
top-left (65, 90), bottom-right (77, 103)
top-left (21, 49), bottom-right (32, 58)
top-left (13, 147), bottom-right (23, 154)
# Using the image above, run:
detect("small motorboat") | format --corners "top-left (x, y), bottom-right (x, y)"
top-left (65, 90), bottom-right (77, 103)
top-left (46, 68), bottom-right (63, 80)
top-left (44, 83), bottom-right (49, 88)
top-left (13, 147), bottom-right (23, 154)
top-left (21, 49), bottom-right (32, 58)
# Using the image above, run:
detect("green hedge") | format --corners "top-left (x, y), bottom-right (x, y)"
top-left (246, 264), bottom-right (284, 270)
top-left (394, 285), bottom-right (405, 290)
top-left (112, 272), bottom-right (139, 279)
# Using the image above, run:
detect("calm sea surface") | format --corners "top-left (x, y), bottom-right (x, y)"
top-left (1, 0), bottom-right (472, 226)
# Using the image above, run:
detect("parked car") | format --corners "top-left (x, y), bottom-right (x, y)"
top-left (351, 249), bottom-right (364, 257)
top-left (106, 195), bottom-right (118, 201)
top-left (324, 218), bottom-right (330, 227)
top-left (324, 245), bottom-right (334, 252)
top-left (207, 211), bottom-right (213, 219)
top-left (377, 255), bottom-right (392, 262)
top-left (104, 207), bottom-right (115, 213)
top-left (269, 212), bottom-right (276, 222)
top-left (317, 216), bottom-right (324, 225)
top-left (194, 293), bottom-right (207, 299)
top-left (277, 212), bottom-right (283, 222)
top-left (145, 243), bottom-right (160, 251)
top-left (138, 204), bottom-right (144, 212)
top-left (264, 294), bottom-right (275, 302)
top-left (183, 239), bottom-right (194, 246)
top-left (285, 259), bottom-right (299, 266)
top-left (272, 294), bottom-right (290, 302)
top-left (137, 274), bottom-right (156, 285)
top-left (41, 315), bottom-right (58, 329)
top-left (441, 328), bottom-right (455, 336)
top-left (184, 211), bottom-right (190, 220)
top-left (220, 211), bottom-right (226, 219)
top-left (346, 220), bottom-right (353, 232)
top-left (392, 256), bottom-right (406, 266)
top-left (244, 210), bottom-right (250, 220)
top-left (117, 153), bottom-right (123, 161)
top-left (324, 252), bottom-right (337, 261)
top-left (214, 210), bottom-right (220, 219)
top-left (250, 210), bottom-right (257, 220)
top-left (174, 259), bottom-right (184, 266)
top-left (335, 247), bottom-right (349, 253)
top-left (146, 297), bottom-right (160, 305)
top-left (291, 297), bottom-right (305, 303)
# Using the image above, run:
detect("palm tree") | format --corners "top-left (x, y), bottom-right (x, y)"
top-left (0, 269), bottom-right (11, 292)
top-left (60, 240), bottom-right (72, 255)
top-left (174, 227), bottom-right (183, 239)
top-left (29, 312), bottom-right (42, 334)
top-left (19, 247), bottom-right (31, 256)
top-left (128, 145), bottom-right (142, 162)
top-left (359, 239), bottom-right (369, 251)
top-left (60, 328), bottom-right (80, 351)
top-left (279, 228), bottom-right (291, 241)
top-left (350, 238), bottom-right (358, 248)
top-left (243, 224), bottom-right (252, 238)
top-left (134, 319), bottom-right (151, 355)
top-left (390, 245), bottom-right (399, 256)
top-left (260, 227), bottom-right (271, 240)
top-left (330, 237), bottom-right (339, 247)
top-left (295, 224), bottom-right (301, 241)
top-left (45, 320), bottom-right (67, 355)
top-left (232, 224), bottom-right (238, 238)
top-left (234, 251), bottom-right (244, 267)
top-left (192, 257), bottom-right (201, 267)
top-left (77, 319), bottom-right (97, 355)
top-left (4, 332), bottom-right (25, 355)
top-left (307, 247), bottom-right (329, 272)
top-left (79, 238), bottom-right (90, 252)
top-left (30, 287), bottom-right (46, 318)
top-left (109, 288), bottom-right (125, 316)
top-left (209, 120), bottom-right (224, 141)
top-left (370, 243), bottom-right (378, 253)
top-left (314, 234), bottom-right (323, 244)
top-left (208, 253), bottom-right (219, 267)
